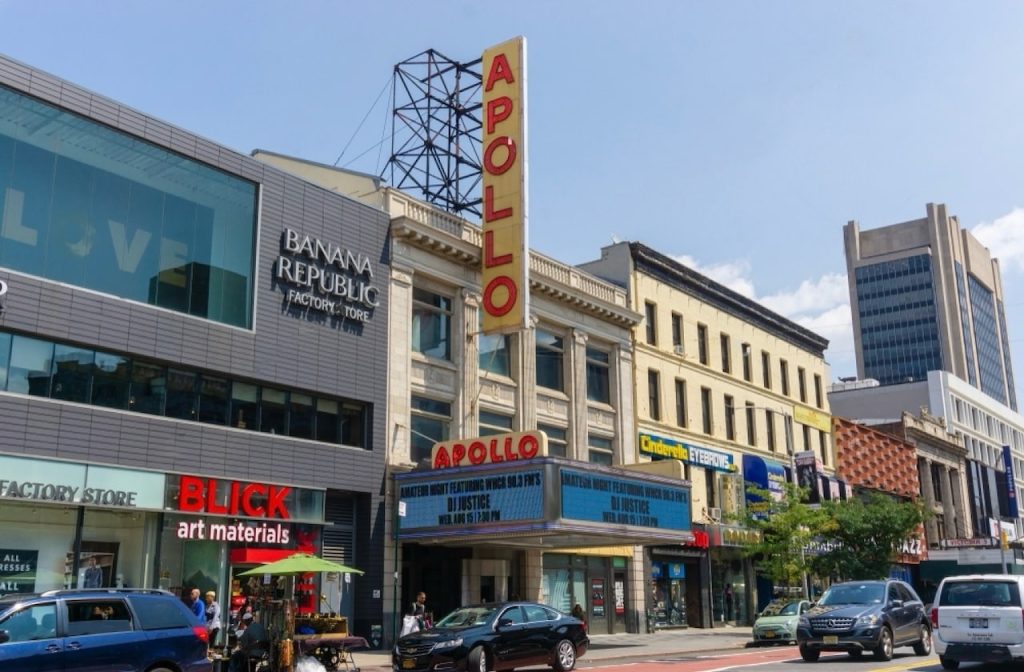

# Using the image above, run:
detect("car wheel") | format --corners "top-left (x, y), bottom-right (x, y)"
top-left (147, 668), bottom-right (174, 672)
top-left (848, 649), bottom-right (863, 659)
top-left (551, 639), bottom-right (576, 672)
top-left (939, 656), bottom-right (960, 670)
top-left (912, 623), bottom-right (932, 656)
top-left (799, 645), bottom-right (820, 662)
top-left (873, 626), bottom-right (894, 661)
top-left (468, 645), bottom-right (489, 672)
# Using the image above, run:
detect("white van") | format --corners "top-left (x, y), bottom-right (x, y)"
top-left (931, 574), bottom-right (1024, 670)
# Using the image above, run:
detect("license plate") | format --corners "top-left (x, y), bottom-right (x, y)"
top-left (823, 635), bottom-right (839, 645)
top-left (402, 658), bottom-right (416, 669)
top-left (970, 618), bottom-right (989, 629)
top-left (762, 631), bottom-right (776, 638)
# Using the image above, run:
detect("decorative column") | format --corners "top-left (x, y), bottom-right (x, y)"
top-left (919, 457), bottom-right (939, 543)
top-left (570, 329), bottom-right (589, 462)
top-left (615, 343), bottom-right (636, 464)
top-left (943, 467), bottom-right (966, 538)
top-left (461, 290), bottom-right (481, 437)
top-left (517, 316), bottom-right (538, 429)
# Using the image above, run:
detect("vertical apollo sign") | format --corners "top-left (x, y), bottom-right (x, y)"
top-left (481, 37), bottom-right (529, 334)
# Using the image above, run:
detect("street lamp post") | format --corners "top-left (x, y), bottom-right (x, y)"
top-left (779, 410), bottom-right (811, 599)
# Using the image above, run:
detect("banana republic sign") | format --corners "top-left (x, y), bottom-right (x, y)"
top-left (275, 228), bottom-right (380, 324)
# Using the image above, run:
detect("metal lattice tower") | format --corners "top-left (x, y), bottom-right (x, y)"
top-left (386, 49), bottom-right (483, 218)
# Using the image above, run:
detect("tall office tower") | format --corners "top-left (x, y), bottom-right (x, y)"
top-left (844, 203), bottom-right (1017, 411)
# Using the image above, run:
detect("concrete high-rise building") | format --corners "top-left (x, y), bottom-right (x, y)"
top-left (844, 203), bottom-right (1017, 411)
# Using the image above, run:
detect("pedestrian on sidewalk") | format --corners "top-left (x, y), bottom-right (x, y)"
top-left (724, 584), bottom-right (734, 621)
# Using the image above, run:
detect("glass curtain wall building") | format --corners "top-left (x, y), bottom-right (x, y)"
top-left (844, 203), bottom-right (1017, 411)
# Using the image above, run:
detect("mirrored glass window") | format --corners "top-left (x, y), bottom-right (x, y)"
top-left (0, 85), bottom-right (257, 327)
top-left (7, 335), bottom-right (53, 396)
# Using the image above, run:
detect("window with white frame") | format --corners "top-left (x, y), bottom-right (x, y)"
top-left (588, 434), bottom-right (614, 465)
top-left (479, 409), bottom-right (513, 436)
top-left (479, 330), bottom-right (511, 376)
top-left (412, 287), bottom-right (452, 360)
top-left (540, 424), bottom-right (567, 457)
top-left (586, 346), bottom-right (611, 403)
top-left (535, 328), bottom-right (565, 391)
top-left (410, 396), bottom-right (451, 464)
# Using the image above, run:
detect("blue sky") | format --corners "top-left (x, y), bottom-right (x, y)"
top-left (2, 0), bottom-right (1023, 399)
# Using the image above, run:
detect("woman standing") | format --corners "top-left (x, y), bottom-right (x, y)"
top-left (205, 590), bottom-right (222, 648)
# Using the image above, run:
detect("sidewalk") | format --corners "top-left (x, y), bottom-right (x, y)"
top-left (349, 627), bottom-right (754, 671)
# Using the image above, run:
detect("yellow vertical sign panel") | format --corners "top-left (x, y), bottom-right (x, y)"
top-left (480, 36), bottom-right (528, 334)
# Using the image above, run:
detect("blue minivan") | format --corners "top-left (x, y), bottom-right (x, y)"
top-left (0, 588), bottom-right (212, 672)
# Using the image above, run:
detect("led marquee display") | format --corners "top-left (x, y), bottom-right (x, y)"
top-left (398, 469), bottom-right (544, 530)
top-left (560, 468), bottom-right (690, 531)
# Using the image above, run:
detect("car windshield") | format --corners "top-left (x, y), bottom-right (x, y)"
top-left (818, 583), bottom-right (885, 606)
top-left (435, 606), bottom-right (497, 628)
top-left (939, 581), bottom-right (1021, 607)
top-left (760, 600), bottom-right (801, 617)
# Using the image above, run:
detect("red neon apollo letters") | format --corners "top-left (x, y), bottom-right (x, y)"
top-left (433, 432), bottom-right (541, 469)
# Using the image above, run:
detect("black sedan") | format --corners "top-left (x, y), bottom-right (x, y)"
top-left (393, 602), bottom-right (589, 672)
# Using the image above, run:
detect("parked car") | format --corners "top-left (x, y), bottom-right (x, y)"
top-left (0, 588), bottom-right (212, 672)
top-left (931, 573), bottom-right (1024, 670)
top-left (751, 599), bottom-right (809, 645)
top-left (393, 601), bottom-right (589, 672)
top-left (796, 579), bottom-right (932, 662)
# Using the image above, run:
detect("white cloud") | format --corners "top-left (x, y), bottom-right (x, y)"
top-left (973, 208), bottom-right (1024, 273)
top-left (672, 254), bottom-right (757, 298)
top-left (668, 253), bottom-right (856, 379)
top-left (760, 273), bottom-right (849, 316)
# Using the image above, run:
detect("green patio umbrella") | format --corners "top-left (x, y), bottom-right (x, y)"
top-left (238, 552), bottom-right (364, 577)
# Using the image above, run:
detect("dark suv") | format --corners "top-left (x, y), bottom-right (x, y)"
top-left (796, 579), bottom-right (932, 662)
top-left (0, 588), bottom-right (212, 672)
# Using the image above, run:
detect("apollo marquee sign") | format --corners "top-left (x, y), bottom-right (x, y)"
top-left (275, 228), bottom-right (380, 323)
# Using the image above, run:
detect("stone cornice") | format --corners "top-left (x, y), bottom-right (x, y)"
top-left (388, 189), bottom-right (642, 329)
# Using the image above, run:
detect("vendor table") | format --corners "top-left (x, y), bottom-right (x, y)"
top-left (293, 634), bottom-right (369, 671)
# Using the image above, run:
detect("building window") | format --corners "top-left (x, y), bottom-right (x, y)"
top-left (761, 351), bottom-right (771, 389)
top-left (535, 328), bottom-right (565, 391)
top-left (479, 410), bottom-right (514, 435)
top-left (671, 312), bottom-right (683, 348)
top-left (479, 331), bottom-right (511, 376)
top-left (697, 324), bottom-right (709, 365)
top-left (411, 396), bottom-right (451, 464)
top-left (701, 386), bottom-right (713, 434)
top-left (586, 346), bottom-right (611, 403)
top-left (644, 302), bottom-right (657, 345)
top-left (0, 85), bottom-right (258, 328)
top-left (540, 424), bottom-right (567, 457)
top-left (720, 334), bottom-right (731, 373)
top-left (931, 463), bottom-right (943, 502)
top-left (766, 410), bottom-right (776, 452)
top-left (588, 434), bottom-right (614, 465)
top-left (741, 343), bottom-right (752, 382)
top-left (648, 369), bottom-right (661, 421)
top-left (814, 374), bottom-right (823, 408)
top-left (798, 367), bottom-right (807, 402)
top-left (746, 402), bottom-right (757, 446)
top-left (674, 379), bottom-right (687, 428)
top-left (818, 430), bottom-right (828, 464)
top-left (780, 360), bottom-right (790, 396)
top-left (802, 425), bottom-right (811, 453)
top-left (705, 468), bottom-right (717, 511)
top-left (0, 327), bottom-right (373, 448)
top-left (724, 395), bottom-right (736, 440)
top-left (412, 288), bottom-right (452, 360)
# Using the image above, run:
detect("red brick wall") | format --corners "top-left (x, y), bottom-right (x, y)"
top-left (833, 417), bottom-right (919, 499)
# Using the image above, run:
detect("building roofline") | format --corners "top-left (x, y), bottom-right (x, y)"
top-left (627, 242), bottom-right (829, 355)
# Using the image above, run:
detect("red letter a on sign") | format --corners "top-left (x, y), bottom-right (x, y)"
top-left (485, 54), bottom-right (515, 91)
